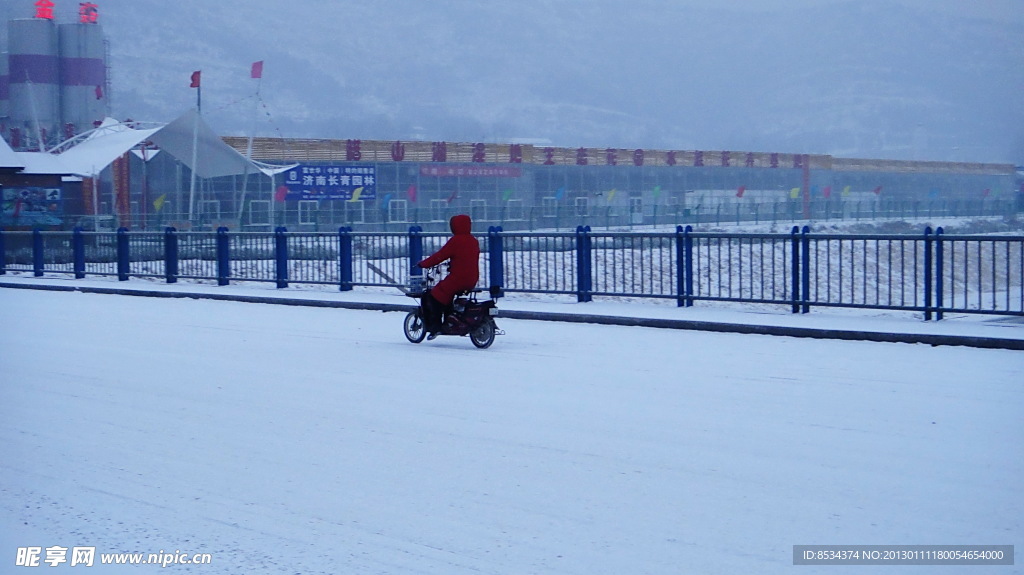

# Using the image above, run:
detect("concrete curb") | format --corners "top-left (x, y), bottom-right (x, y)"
top-left (3, 281), bottom-right (1022, 351)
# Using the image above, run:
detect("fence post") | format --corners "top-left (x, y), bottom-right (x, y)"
top-left (801, 225), bottom-right (811, 314)
top-left (274, 226), bottom-right (289, 289)
top-left (338, 226), bottom-right (353, 292)
top-left (790, 226), bottom-right (800, 313)
top-left (164, 227), bottom-right (178, 284)
top-left (32, 229), bottom-right (44, 277)
top-left (408, 225), bottom-right (423, 278)
top-left (935, 227), bottom-right (944, 321)
top-left (675, 226), bottom-right (685, 307)
top-left (73, 227), bottom-right (85, 279)
top-left (216, 226), bottom-right (230, 286)
top-left (923, 226), bottom-right (933, 321)
top-left (488, 225), bottom-right (504, 297)
top-left (116, 227), bottom-right (129, 281)
top-left (684, 225), bottom-right (694, 307)
top-left (675, 225), bottom-right (695, 307)
top-left (575, 225), bottom-right (592, 302)
top-left (0, 228), bottom-right (5, 275)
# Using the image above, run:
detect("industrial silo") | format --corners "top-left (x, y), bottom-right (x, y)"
top-left (59, 21), bottom-right (107, 141)
top-left (7, 17), bottom-right (60, 150)
top-left (0, 52), bottom-right (9, 122)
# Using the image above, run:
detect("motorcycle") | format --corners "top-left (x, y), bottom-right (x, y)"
top-left (403, 266), bottom-right (502, 348)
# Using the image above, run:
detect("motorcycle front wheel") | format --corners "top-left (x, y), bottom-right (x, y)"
top-left (469, 319), bottom-right (496, 349)
top-left (404, 310), bottom-right (426, 343)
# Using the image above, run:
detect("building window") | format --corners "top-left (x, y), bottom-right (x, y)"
top-left (505, 199), bottom-right (524, 221)
top-left (298, 200), bottom-right (318, 225)
top-left (345, 200), bottom-right (365, 224)
top-left (389, 199), bottom-right (408, 223)
top-left (667, 195), bottom-right (681, 214)
top-left (542, 197), bottom-right (557, 217)
top-left (249, 200), bottom-right (271, 225)
top-left (470, 199), bottom-right (487, 221)
top-left (575, 196), bottom-right (589, 217)
top-left (430, 199), bottom-right (447, 222)
top-left (630, 197), bottom-right (643, 224)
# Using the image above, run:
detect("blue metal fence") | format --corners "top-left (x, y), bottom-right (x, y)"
top-left (2, 226), bottom-right (1021, 319)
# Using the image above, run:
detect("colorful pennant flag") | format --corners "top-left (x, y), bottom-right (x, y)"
top-left (153, 194), bottom-right (167, 212)
top-left (873, 186), bottom-right (883, 195)
top-left (735, 186), bottom-right (745, 198)
top-left (348, 187), bottom-right (364, 202)
top-left (842, 185), bottom-right (851, 197)
top-left (652, 185), bottom-right (662, 200)
top-left (251, 61), bottom-right (264, 79)
top-left (502, 189), bottom-right (514, 201)
top-left (822, 186), bottom-right (832, 198)
top-left (190, 70), bottom-right (201, 88)
top-left (446, 189), bottom-right (458, 204)
top-left (789, 187), bottom-right (800, 199)
top-left (554, 187), bottom-right (566, 201)
top-left (275, 185), bottom-right (289, 202)
top-left (381, 193), bottom-right (393, 209)
top-left (407, 184), bottom-right (417, 203)
top-left (606, 188), bottom-right (617, 202)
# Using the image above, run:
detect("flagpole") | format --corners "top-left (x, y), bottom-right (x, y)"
top-left (188, 74), bottom-right (201, 224)
top-left (238, 62), bottom-right (263, 221)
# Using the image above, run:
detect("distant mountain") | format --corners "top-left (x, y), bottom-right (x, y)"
top-left (3, 0), bottom-right (1022, 163)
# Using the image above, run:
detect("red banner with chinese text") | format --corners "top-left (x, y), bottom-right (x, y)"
top-left (419, 165), bottom-right (522, 178)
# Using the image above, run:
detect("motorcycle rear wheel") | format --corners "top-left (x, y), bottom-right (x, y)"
top-left (470, 319), bottom-right (496, 349)
top-left (404, 310), bottom-right (426, 343)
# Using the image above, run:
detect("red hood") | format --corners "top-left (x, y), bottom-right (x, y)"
top-left (449, 214), bottom-right (472, 235)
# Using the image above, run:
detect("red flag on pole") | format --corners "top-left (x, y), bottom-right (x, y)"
top-left (190, 70), bottom-right (201, 88)
top-left (735, 186), bottom-right (746, 198)
top-left (407, 184), bottom-right (417, 203)
top-left (251, 61), bottom-right (264, 79)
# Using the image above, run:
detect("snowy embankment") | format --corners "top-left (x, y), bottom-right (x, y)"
top-left (1, 286), bottom-right (1021, 574)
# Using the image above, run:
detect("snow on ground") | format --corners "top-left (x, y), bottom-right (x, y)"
top-left (1, 285), bottom-right (1022, 574)
top-left (4, 273), bottom-right (1024, 342)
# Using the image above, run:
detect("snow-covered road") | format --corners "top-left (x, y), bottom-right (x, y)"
top-left (1, 288), bottom-right (1021, 574)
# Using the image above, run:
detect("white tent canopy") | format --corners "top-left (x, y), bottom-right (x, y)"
top-left (47, 110), bottom-right (294, 178)
top-left (147, 109), bottom-right (294, 178)
top-left (56, 119), bottom-right (162, 177)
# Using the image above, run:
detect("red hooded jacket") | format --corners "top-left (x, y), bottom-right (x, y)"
top-left (418, 214), bottom-right (480, 305)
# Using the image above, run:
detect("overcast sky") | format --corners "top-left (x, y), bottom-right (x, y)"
top-left (2, 0), bottom-right (1022, 163)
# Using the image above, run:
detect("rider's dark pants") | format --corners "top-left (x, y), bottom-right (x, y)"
top-left (421, 291), bottom-right (445, 334)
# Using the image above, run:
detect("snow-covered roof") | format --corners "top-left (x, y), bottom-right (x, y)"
top-left (0, 134), bottom-right (26, 171)
top-left (1, 136), bottom-right (76, 174)
top-left (13, 152), bottom-right (74, 175)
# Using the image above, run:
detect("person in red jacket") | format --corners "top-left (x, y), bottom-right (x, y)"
top-left (417, 214), bottom-right (480, 338)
